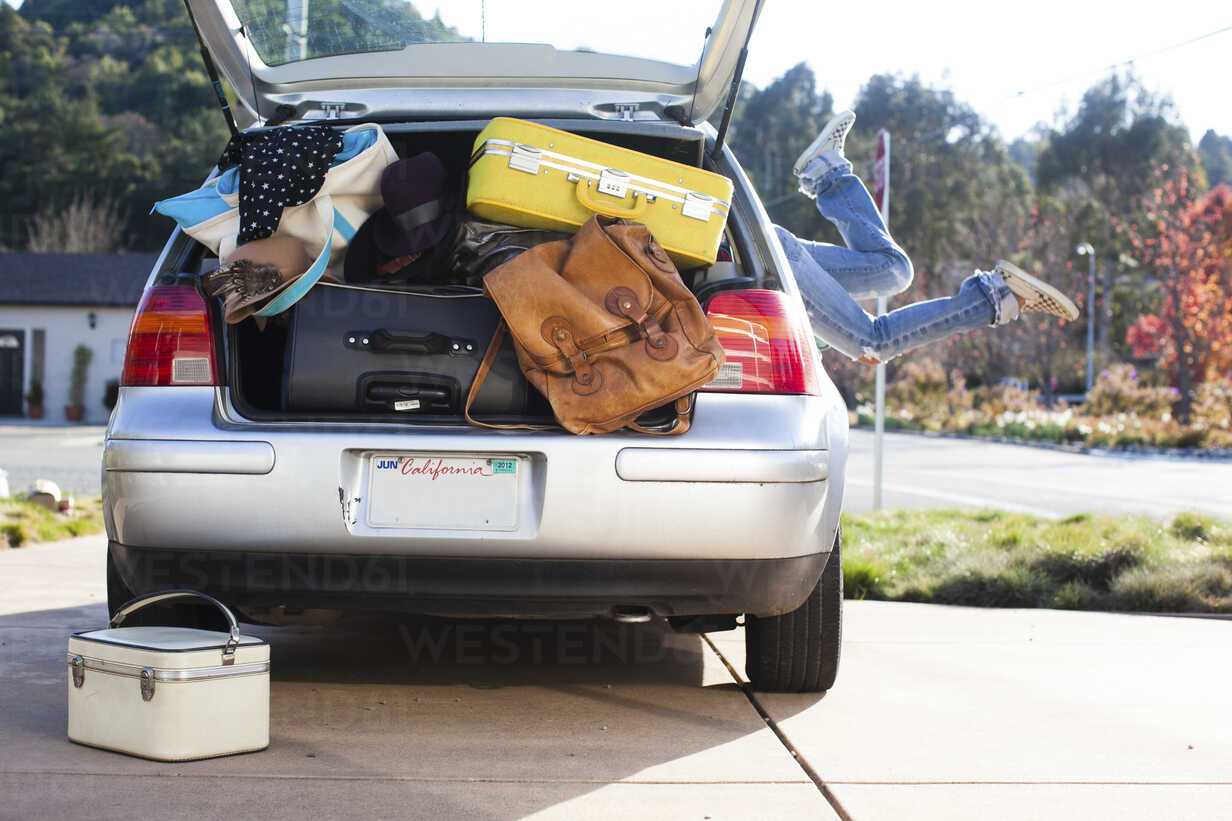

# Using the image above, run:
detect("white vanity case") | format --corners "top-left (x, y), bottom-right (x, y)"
top-left (67, 590), bottom-right (269, 761)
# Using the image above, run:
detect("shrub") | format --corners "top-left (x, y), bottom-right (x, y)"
top-left (1051, 580), bottom-right (1098, 610)
top-left (69, 345), bottom-right (93, 408)
top-left (1191, 378), bottom-right (1232, 431)
top-left (1171, 513), bottom-right (1213, 542)
top-left (3, 523), bottom-right (27, 547)
top-left (843, 556), bottom-right (888, 600)
top-left (928, 568), bottom-right (1045, 608)
top-left (1108, 566), bottom-right (1232, 613)
top-left (886, 359), bottom-right (950, 428)
top-left (864, 359), bottom-right (1229, 453)
top-left (1030, 546), bottom-right (1142, 590)
top-left (1086, 365), bottom-right (1175, 418)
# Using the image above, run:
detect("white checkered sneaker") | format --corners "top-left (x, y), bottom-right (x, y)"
top-left (793, 110), bottom-right (857, 176)
top-left (995, 260), bottom-right (1080, 321)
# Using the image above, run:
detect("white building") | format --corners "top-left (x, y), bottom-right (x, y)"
top-left (0, 253), bottom-right (158, 425)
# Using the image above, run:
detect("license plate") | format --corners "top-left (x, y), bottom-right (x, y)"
top-left (366, 454), bottom-right (521, 531)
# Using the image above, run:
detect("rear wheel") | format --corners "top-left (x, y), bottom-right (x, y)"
top-left (744, 530), bottom-right (842, 693)
top-left (106, 550), bottom-right (137, 619)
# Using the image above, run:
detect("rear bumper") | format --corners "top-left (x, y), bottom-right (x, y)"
top-left (110, 541), bottom-right (830, 619)
top-left (104, 387), bottom-right (849, 563)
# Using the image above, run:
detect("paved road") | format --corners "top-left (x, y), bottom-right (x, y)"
top-left (845, 429), bottom-right (1232, 520)
top-left (3, 535), bottom-right (1230, 819)
top-left (0, 425), bottom-right (105, 497)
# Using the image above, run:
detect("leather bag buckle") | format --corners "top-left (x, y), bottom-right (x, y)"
top-left (541, 316), bottom-right (602, 395)
top-left (605, 287), bottom-right (678, 361)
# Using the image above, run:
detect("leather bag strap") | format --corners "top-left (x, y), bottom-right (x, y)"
top-left (463, 324), bottom-right (694, 435)
top-left (464, 321), bottom-right (557, 431)
top-left (463, 322), bottom-right (694, 433)
top-left (624, 395), bottom-right (695, 435)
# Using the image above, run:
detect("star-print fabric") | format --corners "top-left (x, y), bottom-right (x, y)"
top-left (222, 125), bottom-right (344, 245)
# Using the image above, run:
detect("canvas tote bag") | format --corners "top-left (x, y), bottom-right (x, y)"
top-left (152, 123), bottom-right (397, 316)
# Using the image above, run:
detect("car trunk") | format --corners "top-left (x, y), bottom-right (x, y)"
top-left (219, 119), bottom-right (751, 426)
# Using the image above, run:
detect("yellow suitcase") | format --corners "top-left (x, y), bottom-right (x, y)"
top-left (467, 118), bottom-right (734, 268)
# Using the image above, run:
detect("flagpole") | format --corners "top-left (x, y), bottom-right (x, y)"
top-left (872, 130), bottom-right (890, 512)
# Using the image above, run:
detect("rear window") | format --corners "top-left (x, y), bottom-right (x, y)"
top-left (231, 0), bottom-right (722, 68)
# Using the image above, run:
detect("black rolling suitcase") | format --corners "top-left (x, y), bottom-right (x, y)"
top-left (282, 282), bottom-right (535, 418)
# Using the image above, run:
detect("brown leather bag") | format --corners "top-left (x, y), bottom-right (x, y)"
top-left (466, 215), bottom-right (724, 435)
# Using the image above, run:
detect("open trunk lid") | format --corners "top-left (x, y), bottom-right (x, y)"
top-left (185, 0), bottom-right (760, 125)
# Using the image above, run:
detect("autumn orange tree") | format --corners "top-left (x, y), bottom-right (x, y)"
top-left (1125, 172), bottom-right (1232, 420)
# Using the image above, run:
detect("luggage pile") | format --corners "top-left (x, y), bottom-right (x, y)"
top-left (154, 118), bottom-right (735, 434)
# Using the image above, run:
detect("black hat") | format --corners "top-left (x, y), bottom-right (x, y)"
top-left (345, 152), bottom-right (454, 283)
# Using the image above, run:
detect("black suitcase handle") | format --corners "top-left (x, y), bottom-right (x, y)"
top-left (371, 329), bottom-right (449, 354)
top-left (346, 329), bottom-right (477, 356)
top-left (366, 384), bottom-right (451, 404)
top-left (359, 372), bottom-right (460, 413)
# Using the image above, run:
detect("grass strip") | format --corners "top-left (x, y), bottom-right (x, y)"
top-left (842, 509), bottom-right (1232, 613)
top-left (2, 496), bottom-right (104, 547)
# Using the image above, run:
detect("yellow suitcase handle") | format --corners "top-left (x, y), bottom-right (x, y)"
top-left (575, 177), bottom-right (649, 219)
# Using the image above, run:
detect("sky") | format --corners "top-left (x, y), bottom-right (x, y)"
top-left (432, 0), bottom-right (1231, 144)
top-left (741, 0), bottom-right (1231, 144)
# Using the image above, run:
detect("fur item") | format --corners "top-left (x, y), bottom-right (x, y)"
top-left (202, 259), bottom-right (284, 301)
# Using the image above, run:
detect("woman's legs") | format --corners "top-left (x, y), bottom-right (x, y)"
top-left (778, 145), bottom-right (1015, 362)
top-left (776, 112), bottom-right (1074, 363)
top-left (791, 149), bottom-right (913, 299)
top-left (779, 225), bottom-right (1014, 363)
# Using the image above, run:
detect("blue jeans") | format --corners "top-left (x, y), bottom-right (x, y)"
top-left (780, 150), bottom-right (1012, 363)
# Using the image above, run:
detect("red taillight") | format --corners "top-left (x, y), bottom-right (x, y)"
top-left (121, 286), bottom-right (219, 386)
top-left (702, 290), bottom-right (819, 394)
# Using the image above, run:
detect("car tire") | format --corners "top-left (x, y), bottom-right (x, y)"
top-left (106, 550), bottom-right (137, 619)
top-left (744, 530), bottom-right (842, 693)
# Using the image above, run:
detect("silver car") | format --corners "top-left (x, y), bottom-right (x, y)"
top-left (103, 0), bottom-right (848, 692)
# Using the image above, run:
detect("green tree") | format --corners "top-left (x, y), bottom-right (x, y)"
top-left (723, 62), bottom-right (835, 239)
top-left (3, 1), bottom-right (230, 248)
top-left (4, 1), bottom-right (469, 250)
top-left (1037, 71), bottom-right (1194, 201)
top-left (847, 74), bottom-right (1034, 304)
top-left (18, 0), bottom-right (130, 28)
top-left (231, 0), bottom-right (466, 64)
top-left (1199, 130), bottom-right (1232, 188)
top-left (1035, 70), bottom-right (1195, 366)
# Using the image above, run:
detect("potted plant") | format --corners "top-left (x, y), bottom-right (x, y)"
top-left (24, 379), bottom-right (44, 420)
top-left (65, 345), bottom-right (92, 422)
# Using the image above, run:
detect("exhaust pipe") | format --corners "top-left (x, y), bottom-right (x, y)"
top-left (610, 605), bottom-right (653, 624)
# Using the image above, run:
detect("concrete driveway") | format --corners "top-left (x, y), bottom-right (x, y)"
top-left (3, 535), bottom-right (1231, 819)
